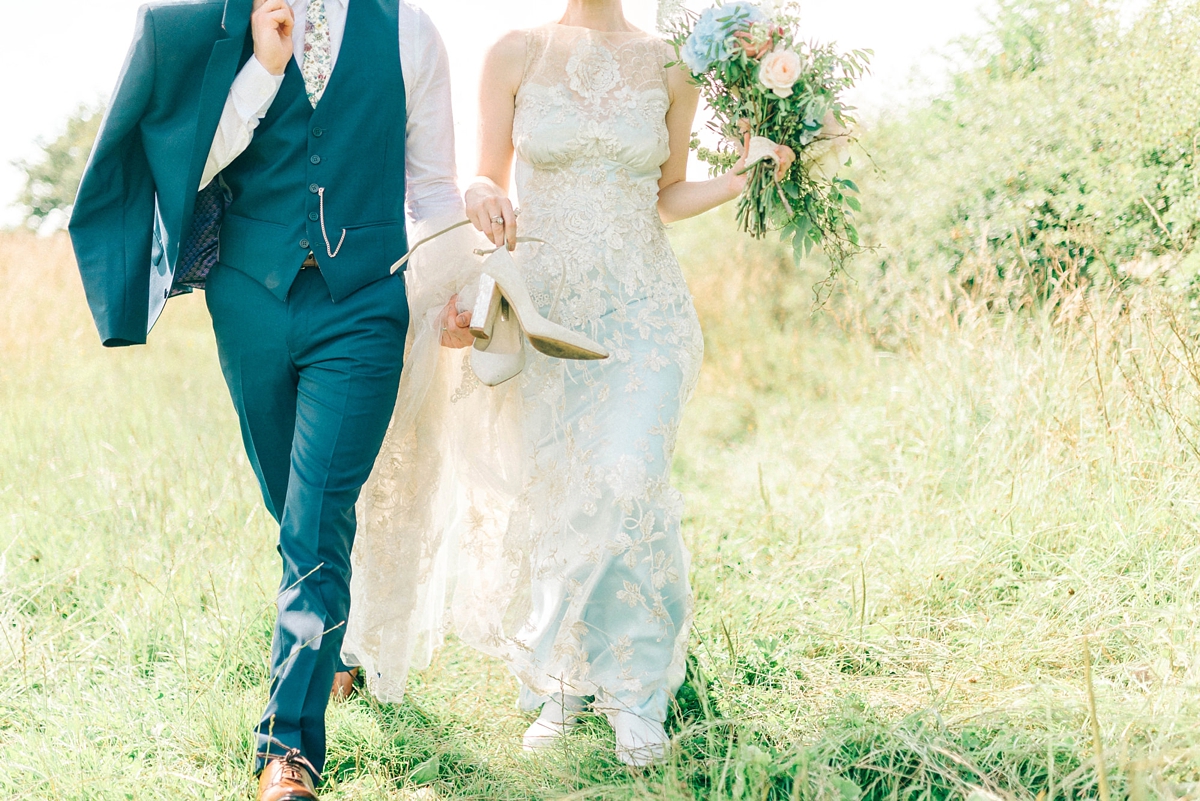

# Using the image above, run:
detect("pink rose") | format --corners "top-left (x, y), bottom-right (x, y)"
top-left (759, 49), bottom-right (802, 98)
top-left (733, 28), bottom-right (776, 59)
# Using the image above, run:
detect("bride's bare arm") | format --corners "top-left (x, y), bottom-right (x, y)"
top-left (441, 31), bottom-right (526, 349)
top-left (657, 64), bottom-right (747, 224)
top-left (465, 30), bottom-right (526, 251)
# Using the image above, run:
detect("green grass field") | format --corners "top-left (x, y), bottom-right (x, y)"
top-left (4, 214), bottom-right (1200, 800)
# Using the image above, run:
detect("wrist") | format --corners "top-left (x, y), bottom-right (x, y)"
top-left (252, 50), bottom-right (288, 77)
top-left (467, 177), bottom-right (501, 194)
top-left (465, 178), bottom-right (505, 204)
top-left (723, 168), bottom-right (745, 200)
top-left (244, 54), bottom-right (287, 86)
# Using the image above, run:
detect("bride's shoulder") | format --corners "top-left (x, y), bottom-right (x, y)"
top-left (480, 29), bottom-right (530, 85)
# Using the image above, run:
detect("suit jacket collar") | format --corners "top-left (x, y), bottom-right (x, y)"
top-left (222, 0), bottom-right (253, 38)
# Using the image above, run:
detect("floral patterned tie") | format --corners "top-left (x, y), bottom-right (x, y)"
top-left (301, 0), bottom-right (332, 107)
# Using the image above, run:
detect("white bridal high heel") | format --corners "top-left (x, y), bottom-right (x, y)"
top-left (389, 219), bottom-right (608, 388)
top-left (470, 246), bottom-right (608, 362)
top-left (468, 274), bottom-right (527, 387)
top-left (522, 694), bottom-right (586, 752)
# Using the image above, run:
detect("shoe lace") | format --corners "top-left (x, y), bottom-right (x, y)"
top-left (278, 749), bottom-right (312, 785)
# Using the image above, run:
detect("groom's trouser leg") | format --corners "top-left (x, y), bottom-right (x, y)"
top-left (206, 265), bottom-right (408, 779)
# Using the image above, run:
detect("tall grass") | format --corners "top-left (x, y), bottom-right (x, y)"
top-left (4, 206), bottom-right (1200, 798)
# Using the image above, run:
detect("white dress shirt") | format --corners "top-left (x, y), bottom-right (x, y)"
top-left (201, 0), bottom-right (462, 224)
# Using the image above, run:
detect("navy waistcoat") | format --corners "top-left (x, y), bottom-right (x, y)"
top-left (219, 0), bottom-right (407, 302)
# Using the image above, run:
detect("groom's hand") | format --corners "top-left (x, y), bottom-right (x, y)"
top-left (440, 295), bottom-right (474, 349)
top-left (252, 0), bottom-right (295, 77)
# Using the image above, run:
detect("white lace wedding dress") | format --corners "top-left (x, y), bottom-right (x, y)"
top-left (343, 24), bottom-right (703, 724)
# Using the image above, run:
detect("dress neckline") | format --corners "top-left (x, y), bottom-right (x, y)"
top-left (547, 22), bottom-right (655, 39)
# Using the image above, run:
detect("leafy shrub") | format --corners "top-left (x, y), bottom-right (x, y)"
top-left (854, 0), bottom-right (1200, 320)
top-left (15, 103), bottom-right (103, 230)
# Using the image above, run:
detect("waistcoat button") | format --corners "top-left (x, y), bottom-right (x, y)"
top-left (309, 183), bottom-right (320, 194)
top-left (312, 127), bottom-right (324, 137)
top-left (309, 212), bottom-right (319, 222)
top-left (310, 155), bottom-right (321, 165)
top-left (299, 239), bottom-right (310, 249)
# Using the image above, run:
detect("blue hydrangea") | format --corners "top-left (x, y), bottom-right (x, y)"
top-left (681, 2), bottom-right (770, 74)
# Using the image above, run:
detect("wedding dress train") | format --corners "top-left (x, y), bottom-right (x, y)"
top-left (343, 23), bottom-right (701, 744)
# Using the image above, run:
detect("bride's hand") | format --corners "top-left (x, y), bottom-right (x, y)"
top-left (466, 178), bottom-right (517, 251)
top-left (440, 294), bottom-right (474, 349)
top-left (723, 134), bottom-right (752, 199)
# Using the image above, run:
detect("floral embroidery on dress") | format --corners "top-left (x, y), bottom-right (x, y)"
top-left (566, 37), bottom-right (622, 105)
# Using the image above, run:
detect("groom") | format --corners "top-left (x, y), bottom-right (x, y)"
top-left (69, 0), bottom-right (460, 797)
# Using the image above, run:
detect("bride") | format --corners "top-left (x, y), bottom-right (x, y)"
top-left (342, 0), bottom-right (747, 767)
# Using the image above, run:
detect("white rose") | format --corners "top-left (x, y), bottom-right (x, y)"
top-left (759, 49), bottom-right (802, 98)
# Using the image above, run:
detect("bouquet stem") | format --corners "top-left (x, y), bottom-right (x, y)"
top-left (737, 163), bottom-right (776, 239)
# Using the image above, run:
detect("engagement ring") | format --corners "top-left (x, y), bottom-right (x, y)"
top-left (491, 215), bottom-right (505, 224)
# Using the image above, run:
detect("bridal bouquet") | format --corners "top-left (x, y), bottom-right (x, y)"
top-left (666, 2), bottom-right (869, 263)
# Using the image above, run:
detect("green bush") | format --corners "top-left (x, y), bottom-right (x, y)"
top-left (855, 0), bottom-right (1200, 312)
top-left (15, 103), bottom-right (104, 229)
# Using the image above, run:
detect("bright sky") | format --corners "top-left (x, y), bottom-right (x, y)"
top-left (0, 0), bottom-right (993, 227)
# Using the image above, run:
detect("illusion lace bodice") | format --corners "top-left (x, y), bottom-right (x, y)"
top-left (513, 27), bottom-right (693, 335)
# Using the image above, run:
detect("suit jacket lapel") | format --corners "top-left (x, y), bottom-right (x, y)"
top-left (178, 0), bottom-right (254, 256)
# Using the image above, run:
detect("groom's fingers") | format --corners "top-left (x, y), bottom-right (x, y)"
top-left (439, 297), bottom-right (474, 348)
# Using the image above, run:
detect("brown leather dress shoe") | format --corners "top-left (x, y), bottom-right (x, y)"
top-left (258, 749), bottom-right (318, 801)
top-left (331, 667), bottom-right (360, 701)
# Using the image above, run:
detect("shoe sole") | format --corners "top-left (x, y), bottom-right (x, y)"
top-left (526, 334), bottom-right (608, 361)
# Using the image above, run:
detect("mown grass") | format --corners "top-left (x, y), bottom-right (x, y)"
top-left (5, 213), bottom-right (1200, 799)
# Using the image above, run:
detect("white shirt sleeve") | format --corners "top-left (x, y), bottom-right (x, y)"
top-left (199, 57), bottom-right (286, 190)
top-left (198, 2), bottom-right (462, 225)
top-left (401, 6), bottom-right (464, 224)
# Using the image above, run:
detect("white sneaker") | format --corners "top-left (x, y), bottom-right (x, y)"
top-left (522, 694), bottom-right (585, 752)
top-left (607, 709), bottom-right (670, 767)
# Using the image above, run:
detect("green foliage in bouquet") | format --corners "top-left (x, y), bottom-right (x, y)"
top-left (666, 2), bottom-right (870, 266)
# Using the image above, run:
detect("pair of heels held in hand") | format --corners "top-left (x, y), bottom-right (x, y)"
top-left (522, 694), bottom-right (671, 768)
top-left (467, 246), bottom-right (608, 386)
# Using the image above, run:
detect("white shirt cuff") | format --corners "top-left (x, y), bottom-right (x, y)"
top-left (230, 55), bottom-right (286, 122)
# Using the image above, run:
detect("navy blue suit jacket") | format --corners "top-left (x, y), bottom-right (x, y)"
top-left (69, 0), bottom-right (252, 347)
